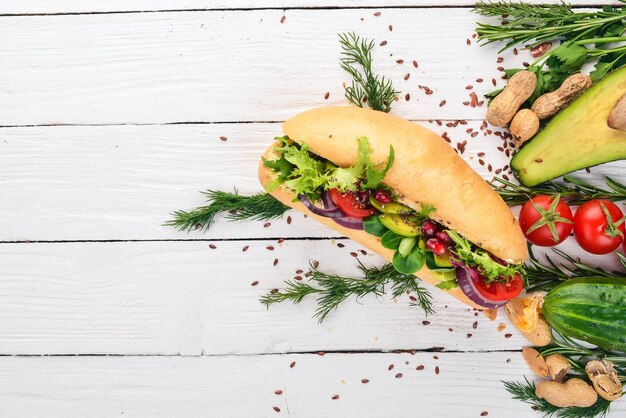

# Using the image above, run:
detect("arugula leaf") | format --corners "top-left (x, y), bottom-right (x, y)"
top-left (446, 230), bottom-right (524, 281)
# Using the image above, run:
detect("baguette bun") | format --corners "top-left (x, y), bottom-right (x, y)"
top-left (258, 106), bottom-right (527, 308)
top-left (259, 146), bottom-right (479, 308)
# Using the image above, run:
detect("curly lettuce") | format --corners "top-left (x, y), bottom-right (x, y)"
top-left (446, 230), bottom-right (524, 282)
top-left (263, 136), bottom-right (394, 198)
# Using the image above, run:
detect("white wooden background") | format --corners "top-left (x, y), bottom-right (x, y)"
top-left (1, 1), bottom-right (625, 417)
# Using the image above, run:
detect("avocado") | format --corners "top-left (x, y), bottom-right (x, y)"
top-left (433, 253), bottom-right (453, 268)
top-left (378, 214), bottom-right (419, 237)
top-left (511, 67), bottom-right (626, 186)
top-left (369, 197), bottom-right (412, 214)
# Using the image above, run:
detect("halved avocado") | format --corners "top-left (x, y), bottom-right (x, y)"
top-left (511, 67), bottom-right (626, 186)
top-left (378, 214), bottom-right (419, 237)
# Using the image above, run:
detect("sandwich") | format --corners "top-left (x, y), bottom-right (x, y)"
top-left (258, 106), bottom-right (527, 309)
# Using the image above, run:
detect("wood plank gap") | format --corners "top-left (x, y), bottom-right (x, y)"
top-left (0, 236), bottom-right (348, 244)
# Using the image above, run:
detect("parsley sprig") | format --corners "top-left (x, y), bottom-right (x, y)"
top-left (260, 260), bottom-right (434, 322)
top-left (474, 1), bottom-right (626, 100)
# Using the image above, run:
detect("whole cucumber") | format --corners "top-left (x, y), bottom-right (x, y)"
top-left (542, 277), bottom-right (626, 352)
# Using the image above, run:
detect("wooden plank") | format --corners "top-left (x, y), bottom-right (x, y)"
top-left (0, 8), bottom-right (549, 125)
top-left (0, 352), bottom-right (549, 417)
top-left (0, 1), bottom-right (616, 14)
top-left (0, 238), bottom-right (540, 356)
top-left (1, 123), bottom-right (623, 241)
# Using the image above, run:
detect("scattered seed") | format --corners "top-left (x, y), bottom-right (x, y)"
top-left (481, 411), bottom-right (489, 416)
top-left (388, 364), bottom-right (394, 370)
top-left (416, 365), bottom-right (424, 370)
top-left (275, 390), bottom-right (283, 395)
top-left (523, 62), bottom-right (530, 68)
top-left (264, 222), bottom-right (271, 228)
top-left (492, 78), bottom-right (497, 86)
top-left (488, 164), bottom-right (493, 172)
top-left (209, 244), bottom-right (216, 249)
top-left (465, 85), bottom-right (473, 90)
top-left (435, 366), bottom-right (440, 375)
top-left (396, 59), bottom-right (404, 64)
top-left (380, 40), bottom-right (387, 46)
top-left (422, 320), bottom-right (430, 325)
top-left (470, 92), bottom-right (479, 107)
top-left (242, 245), bottom-right (249, 252)
top-left (433, 355), bottom-right (439, 360)
top-left (350, 252), bottom-right (358, 257)
top-left (267, 246), bottom-right (274, 251)
top-left (395, 373), bottom-right (403, 378)
top-left (505, 333), bottom-right (512, 338)
top-left (477, 152), bottom-right (485, 157)
top-left (497, 66), bottom-right (504, 72)
top-left (361, 379), bottom-right (369, 384)
top-left (585, 167), bottom-right (591, 173)
top-left (405, 93), bottom-right (410, 101)
top-left (478, 159), bottom-right (485, 166)
top-left (280, 15), bottom-right (285, 23)
top-left (535, 158), bottom-right (543, 163)
top-left (332, 395), bottom-right (340, 400)
top-left (476, 78), bottom-right (483, 83)
top-left (296, 269), bottom-right (303, 274)
top-left (273, 406), bottom-right (281, 412)
top-left (466, 38), bottom-right (471, 46)
top-left (324, 92), bottom-right (330, 100)
top-left (374, 11), bottom-right (381, 16)
top-left (463, 101), bottom-right (470, 106)
top-left (389, 25), bottom-right (393, 31)
top-left (290, 361), bottom-right (296, 368)
top-left (473, 321), bottom-right (478, 329)
top-left (219, 136), bottom-right (227, 141)
top-left (413, 60), bottom-right (418, 68)
top-left (294, 276), bottom-right (302, 281)
top-left (251, 281), bottom-right (259, 286)
top-left (337, 243), bottom-right (345, 248)
top-left (503, 174), bottom-right (510, 180)
top-left (439, 100), bottom-right (446, 107)
top-left (360, 250), bottom-right (367, 255)
top-left (404, 73), bottom-right (410, 81)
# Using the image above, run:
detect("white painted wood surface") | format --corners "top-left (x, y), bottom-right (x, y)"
top-left (1, 1), bottom-right (625, 417)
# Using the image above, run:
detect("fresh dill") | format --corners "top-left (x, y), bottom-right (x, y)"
top-left (339, 32), bottom-right (400, 113)
top-left (165, 190), bottom-right (290, 232)
top-left (260, 260), bottom-right (434, 322)
top-left (489, 176), bottom-right (626, 207)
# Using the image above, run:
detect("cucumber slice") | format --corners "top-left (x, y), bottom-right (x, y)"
top-left (398, 237), bottom-right (417, 257)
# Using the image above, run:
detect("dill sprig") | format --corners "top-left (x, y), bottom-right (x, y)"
top-left (339, 32), bottom-right (400, 113)
top-left (260, 260), bottom-right (434, 322)
top-left (489, 176), bottom-right (626, 206)
top-left (524, 246), bottom-right (626, 293)
top-left (504, 377), bottom-right (613, 418)
top-left (165, 190), bottom-right (290, 232)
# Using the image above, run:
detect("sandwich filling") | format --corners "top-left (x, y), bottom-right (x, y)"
top-left (263, 136), bottom-right (524, 307)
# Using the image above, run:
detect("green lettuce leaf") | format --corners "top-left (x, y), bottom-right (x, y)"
top-left (445, 230), bottom-right (524, 281)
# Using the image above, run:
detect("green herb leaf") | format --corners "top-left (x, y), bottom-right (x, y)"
top-left (165, 190), bottom-right (290, 232)
top-left (339, 32), bottom-right (400, 113)
top-left (436, 279), bottom-right (458, 290)
top-left (392, 247), bottom-right (425, 274)
top-left (381, 230), bottom-right (403, 250)
top-left (363, 215), bottom-right (387, 237)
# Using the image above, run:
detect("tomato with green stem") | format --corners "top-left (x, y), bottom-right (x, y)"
top-left (518, 194), bottom-right (574, 247)
top-left (574, 200), bottom-right (625, 255)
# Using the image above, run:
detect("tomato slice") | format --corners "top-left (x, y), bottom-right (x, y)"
top-left (328, 189), bottom-right (376, 218)
top-left (473, 272), bottom-right (524, 301)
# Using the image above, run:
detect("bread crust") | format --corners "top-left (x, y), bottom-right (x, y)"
top-left (259, 147), bottom-right (480, 309)
top-left (282, 106), bottom-right (527, 264)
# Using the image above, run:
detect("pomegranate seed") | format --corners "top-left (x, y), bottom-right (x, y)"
top-left (356, 190), bottom-right (371, 205)
top-left (435, 231), bottom-right (454, 246)
top-left (421, 221), bottom-right (437, 237)
top-left (426, 238), bottom-right (446, 255)
top-left (374, 190), bottom-right (392, 203)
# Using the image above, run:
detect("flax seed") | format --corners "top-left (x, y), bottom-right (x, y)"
top-left (416, 365), bottom-right (424, 370)
top-left (324, 92), bottom-right (329, 100)
top-left (290, 361), bottom-right (296, 368)
top-left (280, 15), bottom-right (285, 23)
top-left (273, 259), bottom-right (278, 266)
top-left (466, 38), bottom-right (471, 46)
top-left (476, 78), bottom-right (483, 83)
top-left (380, 40), bottom-right (387, 46)
top-left (350, 252), bottom-right (358, 257)
top-left (264, 222), bottom-right (271, 228)
top-left (286, 216), bottom-right (292, 224)
top-left (242, 245), bottom-right (249, 252)
top-left (396, 59), bottom-right (404, 64)
top-left (209, 244), bottom-right (216, 249)
top-left (219, 136), bottom-right (227, 141)
top-left (435, 366), bottom-right (440, 375)
top-left (337, 243), bottom-right (345, 248)
top-left (413, 60), bottom-right (418, 68)
top-left (404, 73), bottom-right (410, 81)
top-left (361, 379), bottom-right (369, 384)
top-left (439, 100), bottom-right (446, 107)
top-left (266, 246), bottom-right (274, 251)
top-left (275, 390), bottom-right (283, 395)
top-left (422, 320), bottom-right (430, 325)
top-left (389, 24), bottom-right (393, 31)
top-left (405, 93), bottom-right (410, 101)
top-left (273, 406), bottom-right (281, 412)
top-left (374, 11), bottom-right (381, 16)
top-left (332, 395), bottom-right (339, 400)
top-left (395, 373), bottom-right (403, 378)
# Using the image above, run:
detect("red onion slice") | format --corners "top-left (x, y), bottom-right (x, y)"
top-left (298, 194), bottom-right (344, 218)
top-left (455, 267), bottom-right (508, 309)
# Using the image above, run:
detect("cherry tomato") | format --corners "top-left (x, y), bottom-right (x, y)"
top-left (573, 200), bottom-right (625, 255)
top-left (518, 195), bottom-right (574, 246)
top-left (328, 189), bottom-right (376, 218)
top-left (474, 272), bottom-right (524, 301)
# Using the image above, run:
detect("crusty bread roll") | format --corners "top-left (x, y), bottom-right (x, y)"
top-left (259, 106), bottom-right (527, 308)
